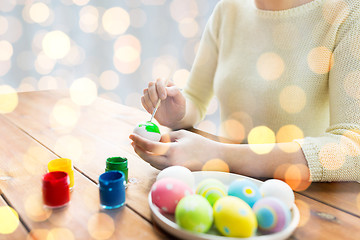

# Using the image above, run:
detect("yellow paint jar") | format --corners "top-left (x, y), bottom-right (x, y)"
top-left (48, 158), bottom-right (74, 189)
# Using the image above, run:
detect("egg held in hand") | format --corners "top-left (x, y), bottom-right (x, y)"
top-left (133, 121), bottom-right (161, 141)
top-left (151, 178), bottom-right (193, 214)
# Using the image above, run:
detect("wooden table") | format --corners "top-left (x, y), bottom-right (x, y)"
top-left (0, 90), bottom-right (359, 240)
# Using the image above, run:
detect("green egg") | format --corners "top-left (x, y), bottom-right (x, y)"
top-left (175, 195), bottom-right (213, 233)
top-left (196, 179), bottom-right (227, 206)
top-left (138, 121), bottom-right (160, 133)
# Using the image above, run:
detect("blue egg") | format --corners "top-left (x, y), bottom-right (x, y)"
top-left (228, 179), bottom-right (262, 207)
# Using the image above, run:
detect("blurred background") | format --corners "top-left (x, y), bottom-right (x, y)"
top-left (0, 0), bottom-right (220, 134)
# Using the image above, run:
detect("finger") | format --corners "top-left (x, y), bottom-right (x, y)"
top-left (156, 78), bottom-right (167, 100)
top-left (129, 133), bottom-right (171, 155)
top-left (141, 96), bottom-right (153, 113)
top-left (148, 81), bottom-right (159, 108)
top-left (143, 88), bottom-right (155, 110)
top-left (131, 141), bottom-right (169, 170)
top-left (166, 85), bottom-right (181, 97)
top-left (166, 130), bottom-right (187, 142)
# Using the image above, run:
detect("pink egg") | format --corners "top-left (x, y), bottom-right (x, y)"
top-left (151, 178), bottom-right (193, 214)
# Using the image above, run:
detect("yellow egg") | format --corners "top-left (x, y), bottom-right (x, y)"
top-left (213, 196), bottom-right (257, 237)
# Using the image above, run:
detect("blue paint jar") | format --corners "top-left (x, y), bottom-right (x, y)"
top-left (99, 171), bottom-right (126, 209)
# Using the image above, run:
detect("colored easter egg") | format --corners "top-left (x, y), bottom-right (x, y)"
top-left (151, 178), bottom-right (193, 214)
top-left (156, 166), bottom-right (195, 188)
top-left (213, 196), bottom-right (257, 237)
top-left (175, 195), bottom-right (213, 233)
top-left (133, 121), bottom-right (161, 141)
top-left (260, 179), bottom-right (294, 209)
top-left (253, 197), bottom-right (291, 233)
top-left (195, 178), bottom-right (227, 206)
top-left (228, 179), bottom-right (262, 207)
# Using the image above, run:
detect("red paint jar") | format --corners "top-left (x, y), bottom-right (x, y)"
top-left (42, 171), bottom-right (70, 208)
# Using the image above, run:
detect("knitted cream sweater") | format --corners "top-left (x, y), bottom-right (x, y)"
top-left (183, 0), bottom-right (360, 181)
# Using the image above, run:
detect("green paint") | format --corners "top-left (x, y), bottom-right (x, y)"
top-left (138, 121), bottom-right (160, 134)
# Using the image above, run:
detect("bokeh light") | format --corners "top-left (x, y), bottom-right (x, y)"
top-left (0, 0), bottom-right (16, 13)
top-left (307, 46), bottom-right (333, 74)
top-left (99, 70), bottom-right (120, 90)
top-left (102, 7), bottom-right (130, 36)
top-left (87, 213), bottom-right (115, 240)
top-left (248, 126), bottom-right (276, 154)
top-left (52, 98), bottom-right (81, 127)
top-left (256, 52), bottom-right (284, 81)
top-left (279, 85), bottom-right (307, 114)
top-left (196, 120), bottom-right (217, 135)
top-left (29, 2), bottom-right (50, 24)
top-left (38, 76), bottom-right (58, 90)
top-left (202, 158), bottom-right (230, 172)
top-left (276, 125), bottom-right (304, 153)
top-left (0, 60), bottom-right (11, 77)
top-left (221, 119), bottom-right (246, 143)
top-left (179, 18), bottom-right (199, 38)
top-left (70, 77), bottom-right (98, 106)
top-left (340, 130), bottom-right (360, 157)
top-left (0, 85), bottom-right (18, 113)
top-left (47, 228), bottom-right (75, 240)
top-left (54, 135), bottom-right (83, 163)
top-left (35, 51), bottom-right (56, 75)
top-left (152, 55), bottom-right (178, 80)
top-left (73, 0), bottom-right (90, 6)
top-left (170, 0), bottom-right (198, 22)
top-left (1, 16), bottom-right (22, 43)
top-left (295, 199), bottom-right (310, 227)
top-left (79, 6), bottom-right (99, 33)
top-left (206, 97), bottom-right (218, 116)
top-left (24, 193), bottom-right (52, 222)
top-left (343, 71), bottom-right (360, 100)
top-left (284, 164), bottom-right (311, 191)
top-left (129, 8), bottom-right (147, 28)
top-left (27, 229), bottom-right (49, 240)
top-left (42, 31), bottom-right (71, 59)
top-left (0, 206), bottom-right (19, 234)
top-left (173, 68), bottom-right (190, 88)
top-left (23, 146), bottom-right (50, 175)
top-left (142, 0), bottom-right (166, 5)
top-left (0, 16), bottom-right (8, 35)
top-left (319, 143), bottom-right (346, 170)
top-left (113, 35), bottom-right (141, 74)
top-left (0, 40), bottom-right (13, 61)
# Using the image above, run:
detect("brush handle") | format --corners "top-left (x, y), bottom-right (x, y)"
top-left (149, 77), bottom-right (170, 122)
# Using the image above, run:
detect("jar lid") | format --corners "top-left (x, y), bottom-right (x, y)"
top-left (106, 157), bottom-right (128, 170)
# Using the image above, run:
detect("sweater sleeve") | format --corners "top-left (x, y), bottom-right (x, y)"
top-left (296, 13), bottom-right (360, 182)
top-left (182, 1), bottom-right (222, 121)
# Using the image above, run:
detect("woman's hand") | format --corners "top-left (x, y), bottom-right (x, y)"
top-left (129, 130), bottom-right (222, 170)
top-left (142, 78), bottom-right (186, 128)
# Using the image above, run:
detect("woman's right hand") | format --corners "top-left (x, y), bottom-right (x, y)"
top-left (141, 78), bottom-right (186, 128)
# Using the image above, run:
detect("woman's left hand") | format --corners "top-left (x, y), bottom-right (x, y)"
top-left (129, 130), bottom-right (222, 170)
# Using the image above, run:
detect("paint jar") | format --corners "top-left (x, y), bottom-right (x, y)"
top-left (48, 158), bottom-right (74, 189)
top-left (105, 157), bottom-right (128, 183)
top-left (99, 171), bottom-right (126, 209)
top-left (42, 171), bottom-right (70, 208)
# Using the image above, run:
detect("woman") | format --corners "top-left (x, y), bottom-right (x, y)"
top-left (130, 0), bottom-right (360, 182)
